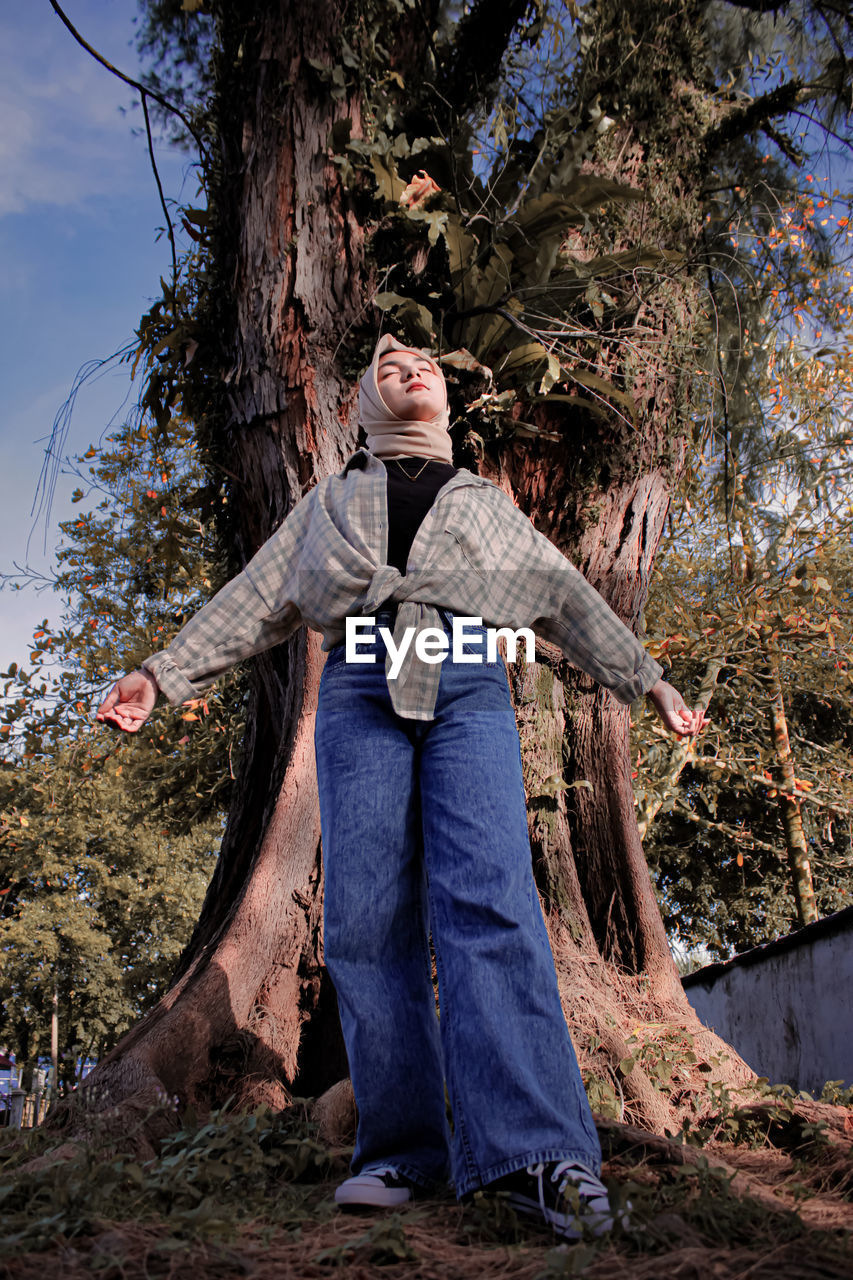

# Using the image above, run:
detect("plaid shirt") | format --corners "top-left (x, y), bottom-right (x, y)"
top-left (143, 449), bottom-right (662, 721)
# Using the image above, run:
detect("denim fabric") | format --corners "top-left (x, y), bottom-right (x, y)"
top-left (314, 611), bottom-right (602, 1197)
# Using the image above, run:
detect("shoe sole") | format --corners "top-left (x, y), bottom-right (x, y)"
top-left (335, 1193), bottom-right (413, 1210)
top-left (335, 1185), bottom-right (413, 1210)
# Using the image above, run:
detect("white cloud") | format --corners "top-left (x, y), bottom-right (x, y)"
top-left (0, 4), bottom-right (160, 216)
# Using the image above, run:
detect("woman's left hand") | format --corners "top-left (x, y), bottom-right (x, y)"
top-left (646, 679), bottom-right (709, 738)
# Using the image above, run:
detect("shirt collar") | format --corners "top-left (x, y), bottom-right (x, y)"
top-left (341, 447), bottom-right (491, 492)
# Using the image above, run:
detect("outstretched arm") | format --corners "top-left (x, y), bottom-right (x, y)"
top-left (94, 489), bottom-right (314, 725)
top-left (96, 667), bottom-right (160, 733)
top-left (646, 678), bottom-right (708, 738)
top-left (484, 497), bottom-right (711, 732)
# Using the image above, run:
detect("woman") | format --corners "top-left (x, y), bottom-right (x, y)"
top-left (98, 335), bottom-right (704, 1237)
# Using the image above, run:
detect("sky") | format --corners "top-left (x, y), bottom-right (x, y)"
top-left (0, 0), bottom-right (191, 674)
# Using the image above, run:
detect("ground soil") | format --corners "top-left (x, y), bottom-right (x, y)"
top-left (2, 1130), bottom-right (851, 1280)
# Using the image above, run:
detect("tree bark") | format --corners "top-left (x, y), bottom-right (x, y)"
top-left (490, 427), bottom-right (691, 1002)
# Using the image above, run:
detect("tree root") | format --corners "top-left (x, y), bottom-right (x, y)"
top-left (311, 1076), bottom-right (357, 1147)
top-left (41, 1058), bottom-right (182, 1161)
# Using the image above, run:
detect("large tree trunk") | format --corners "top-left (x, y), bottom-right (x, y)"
top-left (49, 0), bottom-right (756, 1153)
top-left (48, 0), bottom-right (376, 1148)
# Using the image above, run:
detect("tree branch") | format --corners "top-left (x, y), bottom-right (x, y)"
top-left (671, 800), bottom-right (785, 858)
top-left (432, 0), bottom-right (533, 124)
top-left (703, 59), bottom-right (850, 153)
top-left (759, 122), bottom-right (803, 166)
top-left (47, 0), bottom-right (206, 298)
top-left (47, 1), bottom-right (206, 155)
top-left (141, 93), bottom-right (178, 289)
top-left (637, 658), bottom-right (725, 842)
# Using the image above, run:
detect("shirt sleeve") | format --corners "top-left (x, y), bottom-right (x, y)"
top-left (491, 494), bottom-right (663, 703)
top-left (142, 495), bottom-right (313, 706)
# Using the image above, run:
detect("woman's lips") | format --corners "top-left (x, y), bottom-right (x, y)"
top-left (407, 382), bottom-right (427, 391)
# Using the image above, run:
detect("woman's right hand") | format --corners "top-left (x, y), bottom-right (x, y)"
top-left (646, 678), bottom-right (708, 738)
top-left (95, 669), bottom-right (159, 733)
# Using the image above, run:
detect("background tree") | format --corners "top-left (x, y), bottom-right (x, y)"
top-left (1, 336), bottom-right (242, 1087)
top-left (0, 745), bottom-right (220, 1092)
top-left (633, 151), bottom-right (853, 951)
top-left (635, 329), bottom-right (853, 954)
top-left (29, 0), bottom-right (852, 1150)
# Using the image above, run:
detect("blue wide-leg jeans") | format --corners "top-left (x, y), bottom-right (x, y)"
top-left (314, 614), bottom-right (602, 1198)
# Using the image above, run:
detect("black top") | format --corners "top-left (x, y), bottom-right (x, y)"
top-left (382, 456), bottom-right (457, 573)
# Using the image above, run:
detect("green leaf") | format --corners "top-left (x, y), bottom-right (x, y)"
top-left (466, 312), bottom-right (512, 363)
top-left (372, 293), bottom-right (435, 345)
top-left (539, 352), bottom-right (562, 395)
top-left (561, 173), bottom-right (644, 212)
top-left (370, 154), bottom-right (406, 203)
top-left (403, 207), bottom-right (448, 246)
top-left (564, 367), bottom-right (637, 422)
top-left (442, 218), bottom-right (478, 304)
top-left (497, 341), bottom-right (552, 374)
top-left (373, 291), bottom-right (410, 312)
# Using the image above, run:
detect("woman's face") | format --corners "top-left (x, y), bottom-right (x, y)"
top-left (376, 349), bottom-right (446, 422)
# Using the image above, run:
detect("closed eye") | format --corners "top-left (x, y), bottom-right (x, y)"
top-left (378, 363), bottom-right (433, 380)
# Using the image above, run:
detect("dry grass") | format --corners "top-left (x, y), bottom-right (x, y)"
top-left (2, 1128), bottom-right (851, 1280)
top-left (3, 1082), bottom-right (852, 1280)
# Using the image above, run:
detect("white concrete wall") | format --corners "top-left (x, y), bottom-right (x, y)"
top-left (683, 907), bottom-right (853, 1095)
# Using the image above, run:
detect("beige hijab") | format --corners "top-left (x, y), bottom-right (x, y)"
top-left (358, 334), bottom-right (453, 463)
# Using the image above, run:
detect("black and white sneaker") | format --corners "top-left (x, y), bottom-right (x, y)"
top-left (496, 1160), bottom-right (627, 1239)
top-left (335, 1166), bottom-right (416, 1209)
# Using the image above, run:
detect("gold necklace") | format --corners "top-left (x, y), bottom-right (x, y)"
top-left (393, 457), bottom-right (431, 482)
